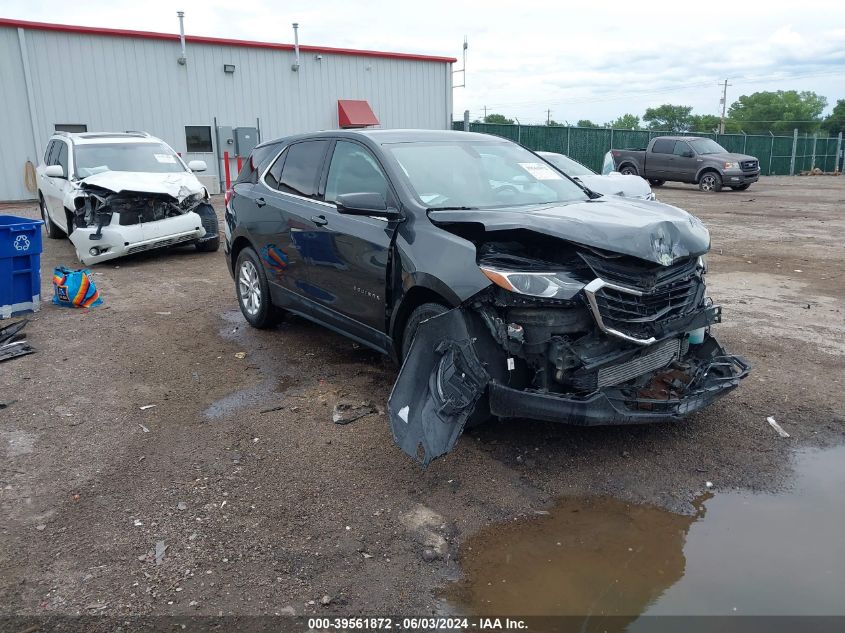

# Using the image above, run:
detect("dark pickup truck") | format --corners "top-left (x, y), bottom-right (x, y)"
top-left (609, 136), bottom-right (761, 192)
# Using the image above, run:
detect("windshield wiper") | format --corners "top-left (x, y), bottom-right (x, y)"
top-left (427, 206), bottom-right (478, 211)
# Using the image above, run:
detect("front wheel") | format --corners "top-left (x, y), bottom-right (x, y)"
top-left (699, 172), bottom-right (722, 192)
top-left (648, 179), bottom-right (666, 187)
top-left (235, 247), bottom-right (280, 329)
top-left (619, 164), bottom-right (638, 176)
top-left (39, 195), bottom-right (61, 239)
top-left (401, 302), bottom-right (449, 359)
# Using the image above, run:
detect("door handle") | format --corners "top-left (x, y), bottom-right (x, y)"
top-left (310, 215), bottom-right (328, 227)
top-left (255, 197), bottom-right (266, 207)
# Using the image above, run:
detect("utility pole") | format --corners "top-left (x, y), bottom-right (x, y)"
top-left (719, 79), bottom-right (732, 134)
top-left (546, 109), bottom-right (552, 125)
top-left (483, 105), bottom-right (488, 121)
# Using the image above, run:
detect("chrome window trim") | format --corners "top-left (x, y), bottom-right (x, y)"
top-left (583, 278), bottom-right (657, 346)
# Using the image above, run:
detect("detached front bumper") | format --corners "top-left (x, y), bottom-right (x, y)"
top-left (489, 338), bottom-right (749, 425)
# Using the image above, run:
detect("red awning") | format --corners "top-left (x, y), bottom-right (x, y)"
top-left (338, 100), bottom-right (379, 128)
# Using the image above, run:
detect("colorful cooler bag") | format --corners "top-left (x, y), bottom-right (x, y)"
top-left (52, 267), bottom-right (102, 309)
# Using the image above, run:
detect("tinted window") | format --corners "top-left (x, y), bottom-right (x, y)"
top-left (673, 141), bottom-right (691, 156)
top-left (44, 140), bottom-right (57, 165)
top-left (651, 139), bottom-right (675, 154)
top-left (278, 141), bottom-right (328, 198)
top-left (186, 126), bottom-right (213, 153)
top-left (237, 143), bottom-right (281, 185)
top-left (325, 141), bottom-right (389, 203)
top-left (264, 150), bottom-right (286, 189)
top-left (55, 142), bottom-right (69, 175)
top-left (689, 139), bottom-right (728, 155)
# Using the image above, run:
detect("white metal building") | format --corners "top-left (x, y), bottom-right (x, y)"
top-left (0, 18), bottom-right (456, 201)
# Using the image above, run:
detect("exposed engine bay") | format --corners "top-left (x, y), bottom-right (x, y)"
top-left (389, 229), bottom-right (749, 467)
top-left (69, 184), bottom-right (217, 265)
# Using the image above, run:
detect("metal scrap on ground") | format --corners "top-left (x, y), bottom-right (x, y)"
top-left (0, 319), bottom-right (34, 362)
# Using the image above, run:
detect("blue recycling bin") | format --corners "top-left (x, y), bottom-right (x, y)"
top-left (0, 215), bottom-right (44, 319)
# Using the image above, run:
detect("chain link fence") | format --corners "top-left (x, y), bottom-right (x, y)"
top-left (452, 121), bottom-right (843, 176)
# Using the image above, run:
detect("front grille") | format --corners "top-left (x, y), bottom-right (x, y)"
top-left (741, 160), bottom-right (758, 171)
top-left (125, 233), bottom-right (197, 255)
top-left (581, 253), bottom-right (703, 342)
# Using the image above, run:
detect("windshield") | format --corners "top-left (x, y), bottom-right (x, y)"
top-left (75, 142), bottom-right (185, 178)
top-left (385, 141), bottom-right (589, 209)
top-left (540, 153), bottom-right (595, 177)
top-left (689, 139), bottom-right (727, 155)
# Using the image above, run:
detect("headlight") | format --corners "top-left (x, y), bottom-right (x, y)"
top-left (724, 161), bottom-right (740, 169)
top-left (480, 266), bottom-right (585, 300)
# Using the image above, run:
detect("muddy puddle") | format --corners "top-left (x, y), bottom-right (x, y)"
top-left (445, 445), bottom-right (845, 622)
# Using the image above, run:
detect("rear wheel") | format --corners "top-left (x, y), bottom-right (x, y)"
top-left (235, 247), bottom-right (280, 329)
top-left (619, 164), bottom-right (638, 176)
top-left (39, 195), bottom-right (61, 239)
top-left (648, 179), bottom-right (666, 187)
top-left (698, 171), bottom-right (722, 192)
top-left (730, 183), bottom-right (751, 191)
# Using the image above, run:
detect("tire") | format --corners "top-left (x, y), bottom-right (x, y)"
top-left (619, 164), bottom-right (638, 176)
top-left (698, 171), bottom-right (722, 192)
top-left (401, 302), bottom-right (449, 360)
top-left (39, 194), bottom-right (61, 239)
top-left (648, 179), bottom-right (666, 187)
top-left (196, 235), bottom-right (220, 252)
top-left (195, 203), bottom-right (220, 252)
top-left (730, 183), bottom-right (751, 191)
top-left (235, 247), bottom-right (280, 329)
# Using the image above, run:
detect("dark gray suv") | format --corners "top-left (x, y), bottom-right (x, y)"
top-left (224, 130), bottom-right (748, 465)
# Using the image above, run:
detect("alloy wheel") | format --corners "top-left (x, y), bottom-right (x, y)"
top-left (238, 260), bottom-right (261, 316)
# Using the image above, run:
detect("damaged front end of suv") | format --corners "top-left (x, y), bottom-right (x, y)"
top-left (69, 176), bottom-right (218, 265)
top-left (389, 204), bottom-right (749, 467)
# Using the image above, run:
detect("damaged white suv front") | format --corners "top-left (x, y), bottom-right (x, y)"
top-left (37, 131), bottom-right (219, 265)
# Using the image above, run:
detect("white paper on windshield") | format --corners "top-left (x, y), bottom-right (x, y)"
top-left (154, 154), bottom-right (177, 164)
top-left (518, 162), bottom-right (563, 180)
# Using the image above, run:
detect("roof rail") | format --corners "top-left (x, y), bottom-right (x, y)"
top-left (53, 131), bottom-right (71, 137)
top-left (124, 130), bottom-right (152, 137)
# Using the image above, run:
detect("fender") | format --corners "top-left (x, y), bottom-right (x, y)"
top-left (695, 165), bottom-right (721, 183)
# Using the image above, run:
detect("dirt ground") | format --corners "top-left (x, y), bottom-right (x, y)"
top-left (1, 176), bottom-right (844, 617)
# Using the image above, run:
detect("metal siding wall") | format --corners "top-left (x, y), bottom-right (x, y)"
top-left (0, 29), bottom-right (39, 201)
top-left (0, 25), bottom-right (451, 200)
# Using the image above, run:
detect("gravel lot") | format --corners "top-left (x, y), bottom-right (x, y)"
top-left (1, 176), bottom-right (844, 616)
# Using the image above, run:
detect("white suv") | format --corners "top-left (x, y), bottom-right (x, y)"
top-left (37, 131), bottom-right (219, 265)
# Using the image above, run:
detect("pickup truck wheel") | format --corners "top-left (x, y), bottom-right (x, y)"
top-left (235, 247), bottom-right (280, 329)
top-left (39, 194), bottom-right (62, 239)
top-left (648, 179), bottom-right (666, 187)
top-left (731, 183), bottom-right (751, 191)
top-left (699, 172), bottom-right (722, 192)
top-left (619, 164), bottom-right (638, 176)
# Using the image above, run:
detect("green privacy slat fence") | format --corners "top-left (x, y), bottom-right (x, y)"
top-left (451, 122), bottom-right (842, 176)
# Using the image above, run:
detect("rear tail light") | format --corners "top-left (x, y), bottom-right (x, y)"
top-left (224, 188), bottom-right (234, 206)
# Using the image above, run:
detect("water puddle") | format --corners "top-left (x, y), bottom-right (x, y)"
top-left (445, 445), bottom-right (845, 621)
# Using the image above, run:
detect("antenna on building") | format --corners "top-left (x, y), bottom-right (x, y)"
top-left (291, 23), bottom-right (301, 71)
top-left (176, 11), bottom-right (187, 65)
top-left (452, 36), bottom-right (467, 88)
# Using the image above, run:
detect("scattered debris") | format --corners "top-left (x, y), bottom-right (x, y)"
top-left (35, 524), bottom-right (46, 531)
top-left (260, 405), bottom-right (286, 414)
top-left (706, 481), bottom-right (714, 489)
top-left (177, 501), bottom-right (188, 511)
top-left (234, 352), bottom-right (246, 359)
top-left (767, 416), bottom-right (790, 438)
top-left (134, 519), bottom-right (143, 527)
top-left (155, 541), bottom-right (167, 565)
top-left (139, 404), bottom-right (156, 411)
top-left (332, 401), bottom-right (376, 425)
top-left (138, 424), bottom-right (150, 433)
top-left (0, 319), bottom-right (34, 362)
top-left (320, 595), bottom-right (332, 606)
top-left (154, 311), bottom-right (171, 315)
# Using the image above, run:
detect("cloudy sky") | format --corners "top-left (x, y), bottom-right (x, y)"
top-left (4, 0), bottom-right (844, 125)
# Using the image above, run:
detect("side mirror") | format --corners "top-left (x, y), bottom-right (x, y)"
top-left (683, 151), bottom-right (694, 158)
top-left (336, 192), bottom-right (401, 220)
top-left (44, 164), bottom-right (65, 178)
top-left (188, 160), bottom-right (207, 172)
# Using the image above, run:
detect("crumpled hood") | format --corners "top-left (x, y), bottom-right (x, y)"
top-left (575, 173), bottom-right (652, 199)
top-left (428, 197), bottom-right (710, 266)
top-left (79, 171), bottom-right (204, 200)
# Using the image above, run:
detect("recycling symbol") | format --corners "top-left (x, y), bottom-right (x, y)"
top-left (13, 235), bottom-right (31, 251)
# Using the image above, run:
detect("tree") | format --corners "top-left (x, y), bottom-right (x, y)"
top-left (643, 104), bottom-right (693, 132)
top-left (822, 99), bottom-right (845, 137)
top-left (577, 119), bottom-right (599, 128)
top-left (688, 114), bottom-right (721, 133)
top-left (482, 113), bottom-right (514, 125)
top-left (606, 114), bottom-right (640, 129)
top-left (546, 119), bottom-right (564, 127)
top-left (727, 90), bottom-right (827, 134)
